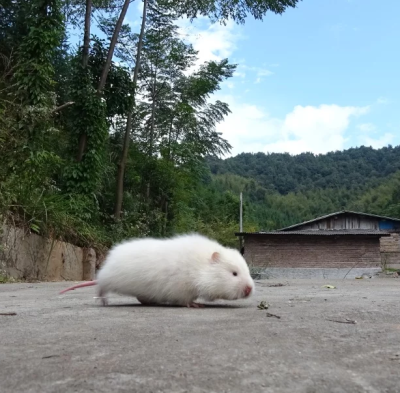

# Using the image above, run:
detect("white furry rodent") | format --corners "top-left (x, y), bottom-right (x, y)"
top-left (60, 233), bottom-right (255, 308)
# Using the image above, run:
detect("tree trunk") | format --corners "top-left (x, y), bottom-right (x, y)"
top-left (78, 0), bottom-right (131, 162)
top-left (148, 81), bottom-right (156, 157)
top-left (76, 0), bottom-right (92, 162)
top-left (114, 0), bottom-right (148, 219)
top-left (146, 181), bottom-right (150, 200)
top-left (97, 0), bottom-right (131, 94)
top-left (77, 134), bottom-right (87, 161)
top-left (145, 72), bottom-right (157, 201)
top-left (82, 0), bottom-right (91, 68)
top-left (167, 116), bottom-right (174, 160)
top-left (163, 200), bottom-right (168, 236)
top-left (114, 110), bottom-right (134, 218)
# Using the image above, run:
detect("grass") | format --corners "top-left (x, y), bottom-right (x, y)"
top-left (0, 273), bottom-right (15, 283)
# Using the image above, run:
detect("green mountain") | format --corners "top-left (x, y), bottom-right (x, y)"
top-left (204, 145), bottom-right (400, 231)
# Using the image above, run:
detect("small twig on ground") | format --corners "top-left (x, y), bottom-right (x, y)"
top-left (266, 312), bottom-right (281, 319)
top-left (267, 283), bottom-right (286, 287)
top-left (0, 312), bottom-right (17, 316)
top-left (326, 318), bottom-right (356, 324)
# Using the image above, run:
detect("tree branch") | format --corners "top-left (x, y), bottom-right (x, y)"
top-left (52, 101), bottom-right (75, 113)
top-left (114, 0), bottom-right (148, 220)
top-left (97, 0), bottom-right (131, 94)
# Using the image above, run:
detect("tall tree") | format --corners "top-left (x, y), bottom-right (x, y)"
top-left (168, 0), bottom-right (300, 23)
top-left (113, 0), bottom-right (235, 219)
top-left (114, 0), bottom-right (148, 219)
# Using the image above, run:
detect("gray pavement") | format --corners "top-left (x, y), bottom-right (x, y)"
top-left (1, 279), bottom-right (399, 393)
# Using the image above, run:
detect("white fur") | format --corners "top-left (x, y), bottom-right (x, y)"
top-left (96, 233), bottom-right (255, 306)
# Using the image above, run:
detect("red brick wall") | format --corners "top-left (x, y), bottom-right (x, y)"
top-left (243, 235), bottom-right (382, 269)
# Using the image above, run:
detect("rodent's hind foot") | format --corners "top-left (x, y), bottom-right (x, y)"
top-left (187, 302), bottom-right (205, 308)
top-left (137, 296), bottom-right (156, 305)
top-left (94, 296), bottom-right (108, 306)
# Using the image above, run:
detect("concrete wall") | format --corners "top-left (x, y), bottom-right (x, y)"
top-left (0, 224), bottom-right (101, 281)
top-left (380, 234), bottom-right (400, 269)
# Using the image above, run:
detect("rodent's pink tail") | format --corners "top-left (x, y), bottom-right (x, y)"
top-left (59, 280), bottom-right (97, 294)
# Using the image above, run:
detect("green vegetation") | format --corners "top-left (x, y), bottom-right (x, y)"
top-left (0, 0), bottom-right (299, 251)
top-left (208, 148), bottom-right (400, 231)
top-left (384, 268), bottom-right (399, 272)
top-left (3, 0), bottom-right (399, 251)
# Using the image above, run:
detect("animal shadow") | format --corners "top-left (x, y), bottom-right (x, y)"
top-left (98, 302), bottom-right (245, 309)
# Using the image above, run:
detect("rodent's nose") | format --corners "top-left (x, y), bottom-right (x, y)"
top-left (244, 285), bottom-right (252, 297)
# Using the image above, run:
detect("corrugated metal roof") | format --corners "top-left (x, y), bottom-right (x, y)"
top-left (235, 229), bottom-right (393, 236)
top-left (277, 210), bottom-right (400, 231)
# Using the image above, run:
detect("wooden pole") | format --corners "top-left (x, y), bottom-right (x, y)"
top-left (239, 192), bottom-right (243, 252)
top-left (240, 192), bottom-right (243, 232)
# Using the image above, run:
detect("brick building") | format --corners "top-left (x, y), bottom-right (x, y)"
top-left (235, 210), bottom-right (400, 279)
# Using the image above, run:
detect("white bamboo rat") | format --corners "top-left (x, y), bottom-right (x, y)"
top-left (60, 233), bottom-right (255, 308)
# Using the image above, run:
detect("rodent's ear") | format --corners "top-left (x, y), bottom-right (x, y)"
top-left (211, 252), bottom-right (220, 263)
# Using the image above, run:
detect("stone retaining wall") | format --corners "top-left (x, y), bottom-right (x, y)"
top-left (0, 224), bottom-right (104, 281)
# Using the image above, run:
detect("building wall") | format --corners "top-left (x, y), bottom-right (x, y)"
top-left (380, 234), bottom-right (400, 268)
top-left (380, 234), bottom-right (400, 252)
top-left (243, 235), bottom-right (382, 269)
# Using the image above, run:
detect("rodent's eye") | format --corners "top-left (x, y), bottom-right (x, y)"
top-left (233, 272), bottom-right (238, 276)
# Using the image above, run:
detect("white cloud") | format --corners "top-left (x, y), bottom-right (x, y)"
top-left (236, 64), bottom-right (273, 83)
top-left (176, 17), bottom-right (276, 85)
top-left (271, 104), bottom-right (369, 154)
top-left (357, 123), bottom-right (376, 133)
top-left (254, 67), bottom-right (273, 83)
top-left (256, 68), bottom-right (272, 77)
top-left (377, 96), bottom-right (389, 105)
top-left (216, 98), bottom-right (371, 156)
top-left (362, 133), bottom-right (394, 149)
top-left (177, 18), bottom-right (242, 68)
top-left (233, 70), bottom-right (246, 78)
top-left (215, 95), bottom-right (279, 151)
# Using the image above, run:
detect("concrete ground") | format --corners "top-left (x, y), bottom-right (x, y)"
top-left (0, 279), bottom-right (399, 393)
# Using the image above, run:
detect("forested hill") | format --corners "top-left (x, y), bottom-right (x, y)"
top-left (205, 145), bottom-right (400, 232)
top-left (207, 145), bottom-right (400, 194)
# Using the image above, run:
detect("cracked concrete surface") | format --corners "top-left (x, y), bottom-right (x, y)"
top-left (1, 279), bottom-right (399, 393)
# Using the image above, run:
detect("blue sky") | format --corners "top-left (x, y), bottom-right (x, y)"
top-left (81, 0), bottom-right (400, 156)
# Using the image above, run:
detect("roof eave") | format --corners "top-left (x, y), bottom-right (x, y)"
top-left (276, 210), bottom-right (400, 231)
top-left (235, 231), bottom-right (393, 237)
